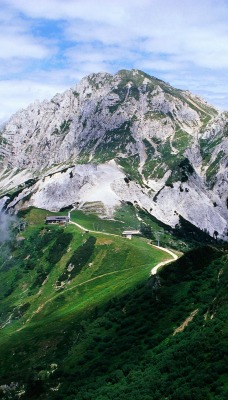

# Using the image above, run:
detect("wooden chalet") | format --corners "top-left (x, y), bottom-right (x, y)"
top-left (122, 230), bottom-right (141, 239)
top-left (45, 216), bottom-right (69, 225)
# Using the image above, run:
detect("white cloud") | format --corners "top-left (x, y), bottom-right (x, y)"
top-left (0, 34), bottom-right (51, 60)
top-left (5, 0), bottom-right (137, 24)
top-left (0, 79), bottom-right (68, 123)
top-left (65, 43), bottom-right (137, 71)
top-left (0, 6), bottom-right (53, 60)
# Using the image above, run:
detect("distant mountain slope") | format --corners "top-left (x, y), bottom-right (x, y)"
top-left (0, 69), bottom-right (227, 239)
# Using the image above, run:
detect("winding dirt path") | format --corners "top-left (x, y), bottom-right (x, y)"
top-left (69, 211), bottom-right (179, 276)
top-left (23, 268), bottom-right (133, 326)
top-left (69, 220), bottom-right (120, 237)
top-left (150, 245), bottom-right (179, 275)
top-left (15, 218), bottom-right (180, 329)
top-left (68, 207), bottom-right (122, 237)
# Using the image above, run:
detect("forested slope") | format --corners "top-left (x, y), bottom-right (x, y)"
top-left (0, 209), bottom-right (227, 399)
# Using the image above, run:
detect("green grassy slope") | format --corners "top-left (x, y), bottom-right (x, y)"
top-left (54, 247), bottom-right (226, 400)
top-left (0, 208), bottom-right (227, 399)
top-left (0, 207), bottom-right (170, 398)
top-left (71, 203), bottom-right (216, 252)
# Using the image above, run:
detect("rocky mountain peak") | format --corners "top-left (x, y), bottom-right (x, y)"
top-left (0, 70), bottom-right (227, 240)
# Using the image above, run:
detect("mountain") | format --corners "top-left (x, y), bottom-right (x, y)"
top-left (0, 69), bottom-right (227, 239)
top-left (0, 208), bottom-right (227, 399)
top-left (0, 69), bottom-right (227, 400)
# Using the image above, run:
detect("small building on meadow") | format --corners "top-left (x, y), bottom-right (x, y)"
top-left (45, 216), bottom-right (69, 225)
top-left (122, 230), bottom-right (141, 239)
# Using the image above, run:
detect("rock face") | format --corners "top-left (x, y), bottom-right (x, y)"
top-left (0, 69), bottom-right (227, 239)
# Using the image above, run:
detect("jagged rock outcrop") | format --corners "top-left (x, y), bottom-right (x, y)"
top-left (0, 69), bottom-right (227, 239)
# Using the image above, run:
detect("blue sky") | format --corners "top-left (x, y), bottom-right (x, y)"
top-left (1, 0), bottom-right (228, 122)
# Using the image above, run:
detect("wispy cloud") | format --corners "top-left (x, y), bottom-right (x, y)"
top-left (1, 0), bottom-right (228, 121)
top-left (0, 79), bottom-right (68, 124)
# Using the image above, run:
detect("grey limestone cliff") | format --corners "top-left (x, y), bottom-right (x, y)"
top-left (0, 69), bottom-right (227, 239)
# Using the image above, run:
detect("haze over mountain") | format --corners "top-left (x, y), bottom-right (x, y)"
top-left (0, 69), bottom-right (227, 239)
